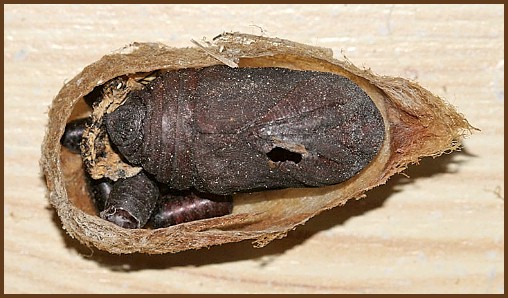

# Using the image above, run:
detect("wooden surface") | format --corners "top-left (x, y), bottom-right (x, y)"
top-left (4, 4), bottom-right (503, 294)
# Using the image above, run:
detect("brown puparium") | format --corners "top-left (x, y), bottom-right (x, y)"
top-left (40, 33), bottom-right (473, 254)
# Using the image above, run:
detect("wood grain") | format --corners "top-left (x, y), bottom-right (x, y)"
top-left (4, 4), bottom-right (503, 293)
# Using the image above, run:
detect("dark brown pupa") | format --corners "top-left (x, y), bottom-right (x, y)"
top-left (105, 65), bottom-right (385, 195)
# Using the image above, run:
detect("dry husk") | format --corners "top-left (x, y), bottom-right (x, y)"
top-left (41, 33), bottom-right (473, 254)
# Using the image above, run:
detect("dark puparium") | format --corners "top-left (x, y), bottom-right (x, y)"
top-left (99, 171), bottom-right (159, 229)
top-left (150, 190), bottom-right (233, 228)
top-left (85, 176), bottom-right (113, 212)
top-left (60, 118), bottom-right (91, 154)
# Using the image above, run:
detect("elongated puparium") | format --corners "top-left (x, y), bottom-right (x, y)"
top-left (100, 171), bottom-right (159, 229)
top-left (151, 191), bottom-right (233, 228)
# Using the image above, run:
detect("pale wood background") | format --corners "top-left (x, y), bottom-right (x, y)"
top-left (4, 4), bottom-right (503, 294)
